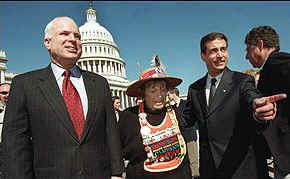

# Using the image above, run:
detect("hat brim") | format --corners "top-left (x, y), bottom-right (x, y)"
top-left (126, 77), bottom-right (182, 97)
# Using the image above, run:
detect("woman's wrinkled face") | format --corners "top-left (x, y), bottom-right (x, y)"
top-left (144, 80), bottom-right (168, 111)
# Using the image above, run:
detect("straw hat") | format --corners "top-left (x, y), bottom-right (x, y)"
top-left (126, 56), bottom-right (182, 97)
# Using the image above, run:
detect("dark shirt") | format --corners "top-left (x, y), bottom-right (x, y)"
top-left (176, 99), bottom-right (198, 142)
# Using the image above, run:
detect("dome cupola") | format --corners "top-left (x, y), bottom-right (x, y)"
top-left (79, 3), bottom-right (116, 47)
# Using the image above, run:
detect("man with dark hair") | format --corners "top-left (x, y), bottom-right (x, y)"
top-left (168, 87), bottom-right (199, 178)
top-left (135, 97), bottom-right (143, 106)
top-left (245, 25), bottom-right (290, 179)
top-left (112, 96), bottom-right (121, 122)
top-left (184, 32), bottom-right (285, 179)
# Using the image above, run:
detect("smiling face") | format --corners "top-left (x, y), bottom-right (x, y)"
top-left (201, 38), bottom-right (228, 77)
top-left (144, 80), bottom-right (168, 111)
top-left (44, 17), bottom-right (82, 70)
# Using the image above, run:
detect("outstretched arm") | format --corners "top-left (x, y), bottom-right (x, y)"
top-left (253, 93), bottom-right (287, 121)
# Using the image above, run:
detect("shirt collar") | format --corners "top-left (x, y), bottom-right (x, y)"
top-left (51, 63), bottom-right (81, 80)
top-left (206, 71), bottom-right (224, 88)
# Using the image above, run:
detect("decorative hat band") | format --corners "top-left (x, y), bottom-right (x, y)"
top-left (140, 67), bottom-right (166, 80)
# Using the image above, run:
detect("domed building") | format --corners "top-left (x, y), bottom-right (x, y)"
top-left (78, 3), bottom-right (135, 110)
top-left (0, 49), bottom-right (16, 84)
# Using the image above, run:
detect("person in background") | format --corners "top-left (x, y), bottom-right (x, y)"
top-left (183, 32), bottom-right (285, 179)
top-left (0, 83), bottom-right (10, 179)
top-left (118, 56), bottom-right (192, 179)
top-left (0, 83), bottom-right (10, 141)
top-left (168, 87), bottom-right (199, 179)
top-left (112, 96), bottom-right (121, 122)
top-left (245, 25), bottom-right (290, 179)
top-left (2, 16), bottom-right (123, 179)
top-left (135, 97), bottom-right (143, 106)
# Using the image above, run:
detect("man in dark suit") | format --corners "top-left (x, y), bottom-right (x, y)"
top-left (184, 32), bottom-right (285, 179)
top-left (112, 96), bottom-right (121, 123)
top-left (2, 16), bottom-right (123, 179)
top-left (245, 25), bottom-right (290, 179)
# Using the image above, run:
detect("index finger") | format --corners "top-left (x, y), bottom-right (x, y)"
top-left (265, 93), bottom-right (287, 103)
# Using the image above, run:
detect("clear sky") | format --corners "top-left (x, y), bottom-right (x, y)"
top-left (1, 1), bottom-right (290, 95)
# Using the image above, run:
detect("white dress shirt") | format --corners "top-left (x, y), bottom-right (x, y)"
top-left (205, 72), bottom-right (224, 106)
top-left (51, 63), bottom-right (88, 119)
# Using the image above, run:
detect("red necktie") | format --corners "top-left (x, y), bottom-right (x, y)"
top-left (62, 71), bottom-right (85, 140)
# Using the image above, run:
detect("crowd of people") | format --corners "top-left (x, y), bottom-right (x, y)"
top-left (0, 16), bottom-right (289, 179)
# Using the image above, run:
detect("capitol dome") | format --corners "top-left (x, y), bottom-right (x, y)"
top-left (79, 13), bottom-right (117, 47)
top-left (78, 3), bottom-right (135, 110)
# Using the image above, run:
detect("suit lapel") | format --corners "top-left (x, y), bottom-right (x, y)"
top-left (79, 71), bottom-right (98, 143)
top-left (37, 65), bottom-right (79, 142)
top-left (196, 76), bottom-right (208, 116)
top-left (208, 68), bottom-right (233, 116)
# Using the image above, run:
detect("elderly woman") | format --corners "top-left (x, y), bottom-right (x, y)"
top-left (118, 56), bottom-right (192, 179)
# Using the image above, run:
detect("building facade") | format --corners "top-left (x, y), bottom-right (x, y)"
top-left (0, 49), bottom-right (16, 84)
top-left (78, 3), bottom-right (135, 110)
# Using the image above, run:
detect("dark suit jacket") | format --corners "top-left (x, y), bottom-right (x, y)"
top-left (258, 51), bottom-right (290, 175)
top-left (184, 68), bottom-right (265, 179)
top-left (2, 65), bottom-right (123, 179)
top-left (176, 99), bottom-right (197, 142)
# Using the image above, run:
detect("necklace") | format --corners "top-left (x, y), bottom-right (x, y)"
top-left (138, 102), bottom-right (186, 172)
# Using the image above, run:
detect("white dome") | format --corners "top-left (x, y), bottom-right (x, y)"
top-left (77, 3), bottom-right (135, 110)
top-left (78, 5), bottom-right (127, 83)
top-left (79, 21), bottom-right (117, 47)
top-left (79, 7), bottom-right (117, 47)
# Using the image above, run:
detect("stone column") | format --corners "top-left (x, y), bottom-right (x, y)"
top-left (126, 91), bottom-right (130, 109)
top-left (113, 62), bottom-right (116, 75)
top-left (124, 91), bottom-right (128, 109)
top-left (112, 89), bottom-right (115, 97)
top-left (87, 60), bottom-right (92, 72)
top-left (82, 61), bottom-right (87, 71)
top-left (98, 60), bottom-right (101, 73)
top-left (108, 61), bottom-right (110, 74)
top-left (109, 61), bottom-right (112, 75)
top-left (92, 61), bottom-right (97, 73)
top-left (118, 64), bottom-right (121, 76)
top-left (115, 62), bottom-right (118, 76)
top-left (104, 61), bottom-right (107, 74)
top-left (130, 97), bottom-right (134, 107)
top-left (121, 90), bottom-right (125, 110)
top-left (0, 71), bottom-right (5, 83)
